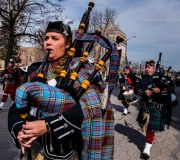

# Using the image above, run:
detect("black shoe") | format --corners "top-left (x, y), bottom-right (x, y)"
top-left (142, 153), bottom-right (150, 159)
top-left (122, 113), bottom-right (127, 115)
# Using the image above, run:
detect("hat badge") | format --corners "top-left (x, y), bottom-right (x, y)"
top-left (63, 25), bottom-right (69, 36)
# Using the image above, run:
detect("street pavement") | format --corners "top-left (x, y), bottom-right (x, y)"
top-left (113, 86), bottom-right (180, 160)
top-left (0, 85), bottom-right (19, 160)
top-left (0, 84), bottom-right (180, 160)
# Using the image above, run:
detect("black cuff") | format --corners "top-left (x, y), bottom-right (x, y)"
top-left (8, 103), bottom-right (25, 148)
top-left (11, 121), bottom-right (24, 149)
top-left (160, 88), bottom-right (168, 96)
top-left (45, 103), bottom-right (83, 142)
top-left (137, 89), bottom-right (144, 96)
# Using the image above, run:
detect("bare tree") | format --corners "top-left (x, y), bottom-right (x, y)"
top-left (89, 7), bottom-right (118, 38)
top-left (0, 0), bottom-right (65, 67)
top-left (88, 7), bottom-right (119, 68)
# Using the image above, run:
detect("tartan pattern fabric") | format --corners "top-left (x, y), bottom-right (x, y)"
top-left (4, 83), bottom-right (17, 95)
top-left (145, 104), bottom-right (165, 132)
top-left (77, 72), bottom-right (114, 159)
top-left (76, 33), bottom-right (120, 92)
top-left (16, 33), bottom-right (117, 159)
top-left (1, 94), bottom-right (8, 102)
top-left (3, 67), bottom-right (22, 95)
top-left (145, 130), bottom-right (155, 144)
top-left (75, 33), bottom-right (117, 159)
top-left (15, 82), bottom-right (76, 117)
top-left (28, 70), bottom-right (38, 82)
top-left (16, 69), bottom-right (114, 159)
top-left (101, 108), bottom-right (114, 159)
top-left (137, 74), bottom-right (168, 132)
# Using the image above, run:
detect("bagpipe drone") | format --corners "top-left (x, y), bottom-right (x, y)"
top-left (15, 1), bottom-right (124, 119)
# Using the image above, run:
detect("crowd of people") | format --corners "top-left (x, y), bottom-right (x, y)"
top-left (0, 2), bottom-right (179, 160)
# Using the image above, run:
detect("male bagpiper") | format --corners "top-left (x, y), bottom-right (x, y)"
top-left (0, 59), bottom-right (22, 110)
top-left (136, 60), bottom-right (169, 159)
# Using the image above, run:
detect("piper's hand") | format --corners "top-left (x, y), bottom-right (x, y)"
top-left (22, 120), bottom-right (47, 138)
top-left (152, 87), bottom-right (160, 93)
top-left (145, 90), bottom-right (152, 97)
top-left (4, 74), bottom-right (8, 78)
top-left (122, 86), bottom-right (126, 90)
top-left (17, 131), bottom-right (31, 153)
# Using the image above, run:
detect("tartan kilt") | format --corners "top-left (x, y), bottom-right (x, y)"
top-left (3, 84), bottom-right (17, 95)
top-left (146, 103), bottom-right (165, 132)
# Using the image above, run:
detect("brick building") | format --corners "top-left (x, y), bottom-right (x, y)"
top-left (91, 23), bottom-right (127, 76)
top-left (19, 47), bottom-right (45, 66)
top-left (0, 47), bottom-right (44, 70)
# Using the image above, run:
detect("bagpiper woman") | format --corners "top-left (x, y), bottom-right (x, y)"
top-left (8, 20), bottom-right (115, 160)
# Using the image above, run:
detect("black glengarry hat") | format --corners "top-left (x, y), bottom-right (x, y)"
top-left (145, 60), bottom-right (155, 67)
top-left (46, 21), bottom-right (72, 37)
top-left (8, 59), bottom-right (14, 64)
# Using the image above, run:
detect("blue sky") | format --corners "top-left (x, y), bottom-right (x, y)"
top-left (61, 0), bottom-right (180, 71)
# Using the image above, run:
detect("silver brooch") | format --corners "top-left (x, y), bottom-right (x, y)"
top-left (63, 25), bottom-right (69, 36)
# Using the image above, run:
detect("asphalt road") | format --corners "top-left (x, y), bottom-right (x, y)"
top-left (113, 86), bottom-right (180, 160)
top-left (0, 85), bottom-right (19, 160)
top-left (0, 85), bottom-right (180, 160)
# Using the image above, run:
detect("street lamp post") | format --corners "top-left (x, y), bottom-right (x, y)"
top-left (124, 35), bottom-right (136, 65)
top-left (126, 35), bottom-right (136, 42)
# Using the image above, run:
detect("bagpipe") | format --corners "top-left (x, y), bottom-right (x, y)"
top-left (142, 53), bottom-right (169, 104)
top-left (163, 66), bottom-right (178, 106)
top-left (15, 1), bottom-right (123, 121)
top-left (152, 53), bottom-right (174, 91)
top-left (2, 66), bottom-right (16, 79)
top-left (152, 52), bottom-right (162, 83)
top-left (155, 52), bottom-right (162, 73)
top-left (100, 34), bottom-right (124, 111)
top-left (148, 52), bottom-right (163, 90)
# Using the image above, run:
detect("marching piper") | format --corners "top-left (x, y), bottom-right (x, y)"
top-left (136, 60), bottom-right (169, 159)
top-left (0, 59), bottom-right (22, 110)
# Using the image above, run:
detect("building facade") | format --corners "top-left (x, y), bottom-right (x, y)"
top-left (0, 47), bottom-right (44, 70)
top-left (19, 47), bottom-right (44, 66)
